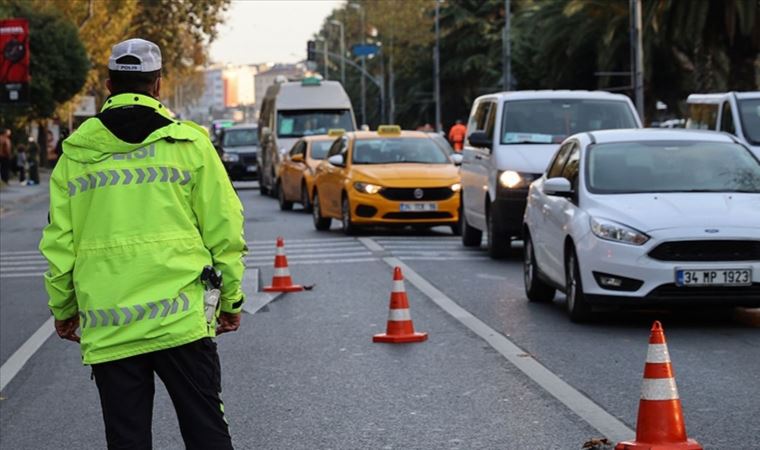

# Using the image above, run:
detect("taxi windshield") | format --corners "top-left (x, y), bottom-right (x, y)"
top-left (738, 98), bottom-right (760, 145)
top-left (352, 138), bottom-right (449, 164)
top-left (587, 141), bottom-right (760, 194)
top-left (311, 141), bottom-right (333, 160)
top-left (277, 109), bottom-right (354, 138)
top-left (501, 99), bottom-right (638, 144)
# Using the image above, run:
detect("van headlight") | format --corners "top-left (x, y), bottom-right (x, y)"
top-left (590, 217), bottom-right (649, 245)
top-left (222, 153), bottom-right (239, 162)
top-left (499, 171), bottom-right (536, 189)
top-left (354, 182), bottom-right (382, 194)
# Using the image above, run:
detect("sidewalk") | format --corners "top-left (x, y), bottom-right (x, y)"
top-left (0, 169), bottom-right (50, 216)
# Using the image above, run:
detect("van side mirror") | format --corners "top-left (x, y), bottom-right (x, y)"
top-left (450, 153), bottom-right (463, 165)
top-left (543, 177), bottom-right (573, 197)
top-left (468, 131), bottom-right (492, 150)
top-left (327, 154), bottom-right (344, 166)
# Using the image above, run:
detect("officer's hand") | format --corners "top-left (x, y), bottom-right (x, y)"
top-left (54, 316), bottom-right (80, 343)
top-left (216, 312), bottom-right (241, 335)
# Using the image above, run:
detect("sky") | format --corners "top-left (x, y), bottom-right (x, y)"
top-left (210, 0), bottom-right (345, 65)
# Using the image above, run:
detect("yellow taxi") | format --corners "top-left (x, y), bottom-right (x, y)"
top-left (277, 129), bottom-right (345, 211)
top-left (311, 126), bottom-right (463, 234)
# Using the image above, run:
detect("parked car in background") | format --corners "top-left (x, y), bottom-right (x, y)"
top-left (311, 126), bottom-right (463, 235)
top-left (687, 91), bottom-right (760, 158)
top-left (277, 129), bottom-right (345, 211)
top-left (523, 129), bottom-right (760, 322)
top-left (209, 119), bottom-right (235, 145)
top-left (215, 124), bottom-right (259, 181)
top-left (258, 77), bottom-right (356, 196)
top-left (460, 90), bottom-right (642, 258)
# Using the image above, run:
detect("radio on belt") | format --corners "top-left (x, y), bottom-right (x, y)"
top-left (200, 266), bottom-right (222, 324)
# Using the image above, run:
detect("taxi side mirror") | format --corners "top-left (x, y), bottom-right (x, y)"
top-left (291, 154), bottom-right (304, 163)
top-left (327, 154), bottom-right (344, 167)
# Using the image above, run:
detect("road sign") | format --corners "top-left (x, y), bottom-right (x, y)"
top-left (351, 44), bottom-right (379, 57)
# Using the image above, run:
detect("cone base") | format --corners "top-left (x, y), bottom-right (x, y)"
top-left (263, 284), bottom-right (304, 293)
top-left (615, 438), bottom-right (702, 450)
top-left (373, 332), bottom-right (428, 343)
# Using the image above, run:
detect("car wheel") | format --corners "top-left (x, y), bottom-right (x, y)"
top-left (301, 183), bottom-right (312, 213)
top-left (278, 181), bottom-right (293, 211)
top-left (523, 232), bottom-right (555, 302)
top-left (486, 206), bottom-right (509, 259)
top-left (258, 169), bottom-right (269, 195)
top-left (341, 195), bottom-right (357, 235)
top-left (565, 247), bottom-right (592, 322)
top-left (312, 191), bottom-right (331, 231)
top-left (461, 203), bottom-right (482, 247)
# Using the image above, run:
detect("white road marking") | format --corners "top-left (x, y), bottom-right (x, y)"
top-left (0, 265), bottom-right (49, 271)
top-left (358, 237), bottom-right (634, 442)
top-left (0, 250), bottom-right (41, 256)
top-left (398, 256), bottom-right (489, 261)
top-left (0, 317), bottom-right (54, 392)
top-left (247, 237), bottom-right (354, 245)
top-left (249, 257), bottom-right (377, 267)
top-left (358, 237), bottom-right (384, 252)
top-left (0, 255), bottom-right (47, 262)
top-left (0, 272), bottom-right (43, 279)
top-left (247, 251), bottom-right (372, 262)
top-left (248, 245), bottom-right (366, 255)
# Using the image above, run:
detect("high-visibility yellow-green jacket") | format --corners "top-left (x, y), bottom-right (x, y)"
top-left (39, 93), bottom-right (247, 365)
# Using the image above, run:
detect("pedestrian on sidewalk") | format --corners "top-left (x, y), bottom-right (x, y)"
top-left (39, 38), bottom-right (247, 450)
top-left (448, 119), bottom-right (467, 152)
top-left (0, 128), bottom-right (12, 184)
top-left (15, 142), bottom-right (26, 184)
top-left (25, 136), bottom-right (40, 185)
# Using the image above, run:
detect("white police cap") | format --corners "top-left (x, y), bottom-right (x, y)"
top-left (108, 38), bottom-right (162, 72)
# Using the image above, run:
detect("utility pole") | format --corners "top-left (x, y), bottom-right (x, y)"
top-left (324, 38), bottom-right (329, 80)
top-left (330, 20), bottom-right (346, 86)
top-left (629, 0), bottom-right (644, 122)
top-left (389, 34), bottom-right (395, 124)
top-left (434, 0), bottom-right (441, 133)
top-left (502, 0), bottom-right (511, 91)
top-left (350, 3), bottom-right (367, 125)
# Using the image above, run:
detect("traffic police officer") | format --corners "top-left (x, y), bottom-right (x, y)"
top-left (39, 38), bottom-right (246, 449)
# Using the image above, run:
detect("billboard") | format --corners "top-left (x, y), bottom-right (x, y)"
top-left (0, 18), bottom-right (30, 104)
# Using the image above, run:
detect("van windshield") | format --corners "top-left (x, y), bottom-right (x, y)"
top-left (738, 99), bottom-right (760, 145)
top-left (277, 109), bottom-right (354, 138)
top-left (500, 99), bottom-right (638, 144)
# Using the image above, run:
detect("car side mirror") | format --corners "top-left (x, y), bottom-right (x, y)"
top-left (468, 131), bottom-right (492, 150)
top-left (327, 154), bottom-right (344, 166)
top-left (450, 153), bottom-right (463, 166)
top-left (291, 154), bottom-right (304, 163)
top-left (543, 177), bottom-right (573, 197)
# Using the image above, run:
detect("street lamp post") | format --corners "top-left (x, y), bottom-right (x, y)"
top-left (330, 19), bottom-right (346, 86)
top-left (350, 2), bottom-right (366, 126)
top-left (434, 0), bottom-right (441, 133)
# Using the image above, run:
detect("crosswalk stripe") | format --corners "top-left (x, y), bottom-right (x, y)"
top-left (0, 256), bottom-right (46, 263)
top-left (247, 250), bottom-right (372, 262)
top-left (0, 265), bottom-right (48, 272)
top-left (0, 272), bottom-right (42, 278)
top-left (0, 250), bottom-right (41, 256)
top-left (247, 237), bottom-right (354, 245)
top-left (398, 256), bottom-right (490, 261)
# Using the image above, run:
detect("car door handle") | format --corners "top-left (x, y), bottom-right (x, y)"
top-left (474, 154), bottom-right (483, 160)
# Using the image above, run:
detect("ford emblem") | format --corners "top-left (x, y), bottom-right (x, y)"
top-left (704, 229), bottom-right (719, 233)
top-left (414, 188), bottom-right (424, 199)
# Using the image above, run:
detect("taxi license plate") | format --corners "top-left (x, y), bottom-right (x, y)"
top-left (399, 203), bottom-right (438, 212)
top-left (675, 268), bottom-right (752, 287)
top-left (246, 165), bottom-right (256, 172)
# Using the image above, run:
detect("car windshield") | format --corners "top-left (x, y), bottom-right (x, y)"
top-left (310, 141), bottom-right (333, 160)
top-left (501, 99), bottom-right (638, 144)
top-left (587, 141), bottom-right (760, 194)
top-left (223, 129), bottom-right (258, 147)
top-left (277, 109), bottom-right (354, 138)
top-left (352, 138), bottom-right (449, 164)
top-left (738, 98), bottom-right (760, 145)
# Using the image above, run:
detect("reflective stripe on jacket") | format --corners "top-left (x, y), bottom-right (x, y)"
top-left (39, 93), bottom-right (247, 364)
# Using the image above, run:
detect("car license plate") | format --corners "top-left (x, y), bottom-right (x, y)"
top-left (246, 165), bottom-right (256, 172)
top-left (399, 202), bottom-right (438, 212)
top-left (675, 268), bottom-right (752, 287)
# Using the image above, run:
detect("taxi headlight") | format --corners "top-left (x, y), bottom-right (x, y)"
top-left (354, 182), bottom-right (382, 194)
top-left (222, 152), bottom-right (239, 162)
top-left (450, 183), bottom-right (462, 192)
top-left (590, 217), bottom-right (649, 245)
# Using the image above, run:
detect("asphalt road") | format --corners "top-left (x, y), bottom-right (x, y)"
top-left (1, 183), bottom-right (758, 449)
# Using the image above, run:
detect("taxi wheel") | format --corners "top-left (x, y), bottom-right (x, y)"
top-left (301, 184), bottom-right (312, 213)
top-left (278, 181), bottom-right (293, 211)
top-left (312, 191), bottom-right (331, 231)
top-left (565, 247), bottom-right (592, 322)
top-left (524, 232), bottom-right (555, 302)
top-left (341, 195), bottom-right (358, 235)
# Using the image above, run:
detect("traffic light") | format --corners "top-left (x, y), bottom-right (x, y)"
top-left (307, 40), bottom-right (316, 61)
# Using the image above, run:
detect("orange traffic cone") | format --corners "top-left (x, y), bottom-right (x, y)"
top-left (373, 267), bottom-right (428, 343)
top-left (263, 237), bottom-right (304, 293)
top-left (616, 321), bottom-right (702, 450)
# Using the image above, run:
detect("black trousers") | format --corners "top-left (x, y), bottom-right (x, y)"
top-left (0, 156), bottom-right (10, 183)
top-left (92, 338), bottom-right (233, 450)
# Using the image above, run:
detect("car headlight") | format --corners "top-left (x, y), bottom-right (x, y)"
top-left (354, 182), bottom-right (382, 194)
top-left (450, 183), bottom-right (462, 192)
top-left (499, 171), bottom-right (536, 189)
top-left (222, 153), bottom-right (239, 162)
top-left (590, 217), bottom-right (649, 245)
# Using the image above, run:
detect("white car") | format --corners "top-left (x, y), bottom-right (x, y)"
top-left (522, 129), bottom-right (760, 321)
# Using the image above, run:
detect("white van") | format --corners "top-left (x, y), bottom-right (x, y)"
top-left (686, 92), bottom-right (760, 158)
top-left (460, 90), bottom-right (641, 258)
top-left (258, 78), bottom-right (356, 196)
